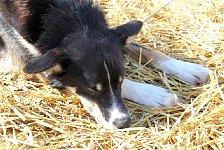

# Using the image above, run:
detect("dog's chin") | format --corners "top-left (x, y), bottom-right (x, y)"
top-left (94, 116), bottom-right (118, 129)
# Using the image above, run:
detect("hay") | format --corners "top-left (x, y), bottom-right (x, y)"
top-left (1, 0), bottom-right (224, 149)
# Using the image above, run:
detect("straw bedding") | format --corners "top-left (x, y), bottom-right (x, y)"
top-left (0, 0), bottom-right (224, 149)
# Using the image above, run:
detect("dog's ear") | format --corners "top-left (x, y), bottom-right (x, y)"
top-left (112, 20), bottom-right (143, 44)
top-left (24, 49), bottom-right (70, 74)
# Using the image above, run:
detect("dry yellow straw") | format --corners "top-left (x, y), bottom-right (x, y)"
top-left (1, 0), bottom-right (224, 149)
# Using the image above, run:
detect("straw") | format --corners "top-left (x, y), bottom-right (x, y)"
top-left (1, 0), bottom-right (224, 149)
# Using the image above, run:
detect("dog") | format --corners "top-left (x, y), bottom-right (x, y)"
top-left (0, 0), bottom-right (209, 129)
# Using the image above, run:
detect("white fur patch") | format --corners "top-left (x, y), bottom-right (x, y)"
top-left (119, 76), bottom-right (123, 83)
top-left (156, 58), bottom-right (209, 85)
top-left (96, 83), bottom-right (103, 91)
top-left (0, 14), bottom-right (41, 72)
top-left (121, 79), bottom-right (179, 107)
top-left (16, 30), bottom-right (40, 57)
top-left (108, 103), bottom-right (126, 124)
top-left (78, 96), bottom-right (118, 129)
top-left (104, 61), bottom-right (116, 102)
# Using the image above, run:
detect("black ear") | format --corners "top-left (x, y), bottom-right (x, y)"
top-left (112, 20), bottom-right (143, 44)
top-left (23, 49), bottom-right (70, 74)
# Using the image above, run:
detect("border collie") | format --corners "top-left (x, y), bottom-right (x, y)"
top-left (0, 0), bottom-right (209, 129)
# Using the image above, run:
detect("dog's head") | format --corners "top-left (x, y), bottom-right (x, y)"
top-left (24, 21), bottom-right (142, 129)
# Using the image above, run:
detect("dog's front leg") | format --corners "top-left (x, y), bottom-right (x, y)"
top-left (121, 79), bottom-right (178, 107)
top-left (125, 42), bottom-right (209, 86)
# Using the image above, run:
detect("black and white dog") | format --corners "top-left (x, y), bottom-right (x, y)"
top-left (0, 0), bottom-right (209, 129)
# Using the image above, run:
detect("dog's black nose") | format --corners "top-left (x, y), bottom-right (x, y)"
top-left (113, 116), bottom-right (131, 129)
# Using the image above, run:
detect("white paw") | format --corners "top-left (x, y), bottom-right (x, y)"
top-left (121, 79), bottom-right (179, 107)
top-left (158, 58), bottom-right (209, 86)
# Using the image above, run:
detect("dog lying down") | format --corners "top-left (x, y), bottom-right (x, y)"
top-left (0, 0), bottom-right (209, 129)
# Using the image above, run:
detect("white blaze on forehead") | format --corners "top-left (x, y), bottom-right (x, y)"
top-left (103, 61), bottom-right (115, 102)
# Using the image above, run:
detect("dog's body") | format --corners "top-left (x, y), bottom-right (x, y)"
top-left (0, 0), bottom-right (209, 129)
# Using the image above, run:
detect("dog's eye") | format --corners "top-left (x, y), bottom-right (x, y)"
top-left (55, 70), bottom-right (67, 77)
top-left (87, 87), bottom-right (99, 93)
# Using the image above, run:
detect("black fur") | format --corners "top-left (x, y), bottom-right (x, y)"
top-left (0, 0), bottom-right (142, 129)
top-left (0, 37), bottom-right (4, 48)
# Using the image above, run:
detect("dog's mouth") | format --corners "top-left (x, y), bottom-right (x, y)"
top-left (78, 95), bottom-right (131, 129)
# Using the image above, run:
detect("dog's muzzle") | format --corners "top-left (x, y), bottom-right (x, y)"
top-left (112, 115), bottom-right (131, 129)
top-left (78, 95), bottom-right (131, 129)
